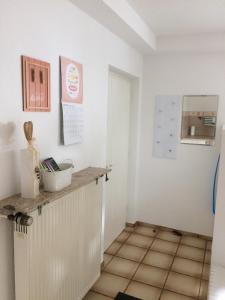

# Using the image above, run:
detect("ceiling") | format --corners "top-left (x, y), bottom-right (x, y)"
top-left (71, 0), bottom-right (225, 53)
top-left (127, 0), bottom-right (225, 36)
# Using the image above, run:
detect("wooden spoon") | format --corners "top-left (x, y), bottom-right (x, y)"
top-left (23, 121), bottom-right (33, 144)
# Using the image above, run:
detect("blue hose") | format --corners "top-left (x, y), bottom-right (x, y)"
top-left (213, 155), bottom-right (220, 215)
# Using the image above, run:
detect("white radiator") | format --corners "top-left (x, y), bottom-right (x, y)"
top-left (14, 180), bottom-right (102, 300)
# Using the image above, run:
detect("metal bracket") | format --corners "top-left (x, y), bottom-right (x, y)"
top-left (105, 173), bottom-right (109, 182)
top-left (37, 201), bottom-right (49, 216)
top-left (38, 205), bottom-right (43, 216)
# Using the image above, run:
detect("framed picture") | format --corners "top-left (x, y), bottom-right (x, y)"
top-left (22, 56), bottom-right (51, 112)
top-left (60, 56), bottom-right (83, 104)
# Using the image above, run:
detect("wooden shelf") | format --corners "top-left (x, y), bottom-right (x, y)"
top-left (0, 167), bottom-right (110, 216)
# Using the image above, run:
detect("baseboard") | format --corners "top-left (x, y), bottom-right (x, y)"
top-left (125, 222), bottom-right (137, 228)
top-left (126, 220), bottom-right (212, 241)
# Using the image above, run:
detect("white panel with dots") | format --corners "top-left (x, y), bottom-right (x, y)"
top-left (153, 95), bottom-right (182, 159)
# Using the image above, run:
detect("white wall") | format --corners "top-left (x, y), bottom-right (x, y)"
top-left (137, 53), bottom-right (225, 237)
top-left (0, 1), bottom-right (143, 299)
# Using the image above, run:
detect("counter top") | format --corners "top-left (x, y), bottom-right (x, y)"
top-left (0, 167), bottom-right (110, 216)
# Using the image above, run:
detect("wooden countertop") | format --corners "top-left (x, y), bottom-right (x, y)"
top-left (0, 167), bottom-right (110, 216)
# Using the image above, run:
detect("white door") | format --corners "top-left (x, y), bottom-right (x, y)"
top-left (104, 70), bottom-right (131, 249)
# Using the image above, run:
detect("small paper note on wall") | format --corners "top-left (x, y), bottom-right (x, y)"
top-left (153, 95), bottom-right (182, 159)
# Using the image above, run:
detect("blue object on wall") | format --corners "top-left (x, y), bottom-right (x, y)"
top-left (213, 155), bottom-right (220, 215)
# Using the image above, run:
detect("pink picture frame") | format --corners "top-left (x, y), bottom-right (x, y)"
top-left (60, 56), bottom-right (83, 104)
top-left (22, 56), bottom-right (51, 112)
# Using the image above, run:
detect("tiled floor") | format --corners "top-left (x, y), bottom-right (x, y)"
top-left (84, 223), bottom-right (212, 300)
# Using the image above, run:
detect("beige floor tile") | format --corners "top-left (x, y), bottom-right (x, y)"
top-left (126, 281), bottom-right (161, 300)
top-left (157, 230), bottom-right (181, 243)
top-left (105, 241), bottom-right (122, 255)
top-left (151, 239), bottom-right (178, 255)
top-left (199, 280), bottom-right (209, 299)
top-left (165, 272), bottom-right (201, 297)
top-left (202, 264), bottom-right (210, 280)
top-left (83, 291), bottom-right (113, 300)
top-left (104, 257), bottom-right (139, 279)
top-left (172, 257), bottom-right (203, 278)
top-left (177, 245), bottom-right (205, 262)
top-left (181, 236), bottom-right (206, 249)
top-left (103, 254), bottom-right (113, 267)
top-left (165, 272), bottom-right (200, 297)
top-left (98, 224), bottom-right (211, 300)
top-left (205, 250), bottom-right (211, 264)
top-left (116, 231), bottom-right (130, 243)
top-left (92, 272), bottom-right (129, 298)
top-left (207, 241), bottom-right (212, 251)
top-left (116, 244), bottom-right (147, 262)
top-left (134, 264), bottom-right (168, 288)
top-left (143, 250), bottom-right (173, 270)
top-left (135, 225), bottom-right (157, 237)
top-left (161, 290), bottom-right (196, 300)
top-left (126, 233), bottom-right (153, 249)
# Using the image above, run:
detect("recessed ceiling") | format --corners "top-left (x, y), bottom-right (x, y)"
top-left (127, 0), bottom-right (225, 36)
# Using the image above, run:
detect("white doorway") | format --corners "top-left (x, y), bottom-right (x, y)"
top-left (104, 69), bottom-right (132, 249)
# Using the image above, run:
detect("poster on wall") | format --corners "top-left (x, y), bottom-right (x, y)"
top-left (60, 56), bottom-right (83, 104)
top-left (153, 95), bottom-right (182, 159)
top-left (60, 56), bottom-right (84, 145)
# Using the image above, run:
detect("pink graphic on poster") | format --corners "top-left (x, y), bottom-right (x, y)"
top-left (60, 56), bottom-right (83, 104)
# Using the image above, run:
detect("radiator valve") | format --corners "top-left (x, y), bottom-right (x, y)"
top-left (8, 213), bottom-right (33, 226)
